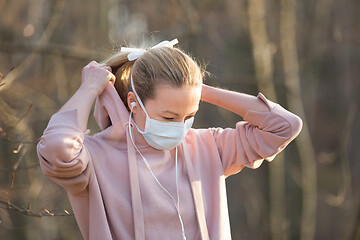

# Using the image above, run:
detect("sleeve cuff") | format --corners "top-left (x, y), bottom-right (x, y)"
top-left (243, 93), bottom-right (278, 127)
top-left (243, 93), bottom-right (303, 137)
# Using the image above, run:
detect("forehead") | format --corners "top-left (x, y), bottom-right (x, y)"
top-left (146, 83), bottom-right (201, 114)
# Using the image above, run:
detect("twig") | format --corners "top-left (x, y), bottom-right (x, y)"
top-left (10, 104), bottom-right (33, 131)
top-left (0, 163), bottom-right (40, 172)
top-left (0, 136), bottom-right (39, 144)
top-left (0, 71), bottom-right (4, 87)
top-left (0, 42), bottom-right (99, 61)
top-left (0, 199), bottom-right (74, 217)
top-left (324, 102), bottom-right (358, 206)
top-left (12, 146), bottom-right (28, 171)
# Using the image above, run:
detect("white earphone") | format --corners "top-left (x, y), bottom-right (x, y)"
top-left (130, 102), bottom-right (137, 109)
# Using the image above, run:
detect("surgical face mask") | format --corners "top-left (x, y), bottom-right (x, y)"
top-left (130, 75), bottom-right (194, 151)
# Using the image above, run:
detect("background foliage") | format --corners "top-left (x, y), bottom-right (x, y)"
top-left (0, 0), bottom-right (359, 239)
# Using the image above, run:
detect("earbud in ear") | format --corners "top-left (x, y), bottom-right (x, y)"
top-left (130, 102), bottom-right (137, 109)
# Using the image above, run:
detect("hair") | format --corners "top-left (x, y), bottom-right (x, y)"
top-left (102, 45), bottom-right (205, 111)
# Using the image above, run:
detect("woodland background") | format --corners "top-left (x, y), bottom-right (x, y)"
top-left (0, 0), bottom-right (359, 239)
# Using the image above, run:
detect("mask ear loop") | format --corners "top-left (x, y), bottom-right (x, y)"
top-left (128, 108), bottom-right (187, 240)
top-left (130, 73), bottom-right (150, 119)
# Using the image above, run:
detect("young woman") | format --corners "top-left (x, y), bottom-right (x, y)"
top-left (37, 39), bottom-right (302, 240)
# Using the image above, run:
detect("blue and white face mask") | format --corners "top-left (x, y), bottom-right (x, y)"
top-left (130, 75), bottom-right (194, 151)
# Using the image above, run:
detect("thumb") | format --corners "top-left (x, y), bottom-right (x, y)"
top-left (108, 71), bottom-right (116, 85)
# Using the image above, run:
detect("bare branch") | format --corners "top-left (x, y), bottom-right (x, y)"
top-left (0, 136), bottom-right (39, 144)
top-left (0, 200), bottom-right (74, 217)
top-left (8, 104), bottom-right (33, 132)
top-left (0, 163), bottom-right (40, 172)
top-left (0, 190), bottom-right (73, 217)
top-left (0, 42), bottom-right (99, 61)
top-left (324, 102), bottom-right (358, 206)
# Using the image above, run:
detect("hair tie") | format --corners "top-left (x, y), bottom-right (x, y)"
top-left (121, 38), bottom-right (179, 61)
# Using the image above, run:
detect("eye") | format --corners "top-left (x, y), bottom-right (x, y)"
top-left (163, 117), bottom-right (174, 121)
top-left (185, 115), bottom-right (194, 121)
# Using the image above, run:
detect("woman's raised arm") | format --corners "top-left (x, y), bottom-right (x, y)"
top-left (199, 84), bottom-right (302, 175)
top-left (200, 84), bottom-right (270, 117)
top-left (59, 61), bottom-right (115, 131)
top-left (37, 61), bottom-right (115, 193)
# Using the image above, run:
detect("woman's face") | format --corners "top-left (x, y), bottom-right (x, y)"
top-left (130, 83), bottom-right (202, 131)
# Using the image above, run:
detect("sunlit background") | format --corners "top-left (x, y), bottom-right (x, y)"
top-left (0, 0), bottom-right (359, 239)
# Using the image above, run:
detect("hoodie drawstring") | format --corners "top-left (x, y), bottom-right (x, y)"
top-left (126, 125), bottom-right (145, 240)
top-left (182, 141), bottom-right (210, 240)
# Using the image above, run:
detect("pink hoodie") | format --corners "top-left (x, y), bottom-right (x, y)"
top-left (37, 84), bottom-right (302, 240)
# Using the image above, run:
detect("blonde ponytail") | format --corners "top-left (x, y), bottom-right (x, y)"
top-left (102, 52), bottom-right (134, 110)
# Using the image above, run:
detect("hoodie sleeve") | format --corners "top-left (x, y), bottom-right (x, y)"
top-left (37, 109), bottom-right (91, 193)
top-left (211, 93), bottom-right (303, 177)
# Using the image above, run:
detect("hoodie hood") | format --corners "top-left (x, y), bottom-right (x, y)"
top-left (93, 83), bottom-right (149, 147)
top-left (94, 83), bottom-right (128, 130)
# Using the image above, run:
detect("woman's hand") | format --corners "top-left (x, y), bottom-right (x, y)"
top-left (80, 61), bottom-right (116, 96)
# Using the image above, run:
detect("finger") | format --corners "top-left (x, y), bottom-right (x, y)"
top-left (98, 63), bottom-right (109, 67)
top-left (97, 63), bottom-right (111, 71)
top-left (104, 66), bottom-right (112, 72)
top-left (108, 72), bottom-right (116, 84)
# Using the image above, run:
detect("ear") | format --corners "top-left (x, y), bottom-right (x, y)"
top-left (127, 92), bottom-right (138, 112)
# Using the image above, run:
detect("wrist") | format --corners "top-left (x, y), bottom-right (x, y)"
top-left (79, 83), bottom-right (101, 98)
top-left (200, 84), bottom-right (210, 102)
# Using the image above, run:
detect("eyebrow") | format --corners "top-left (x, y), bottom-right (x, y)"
top-left (162, 109), bottom-right (198, 116)
top-left (162, 110), bottom-right (179, 116)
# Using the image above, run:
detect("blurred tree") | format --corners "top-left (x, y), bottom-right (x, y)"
top-left (247, 0), bottom-right (287, 239)
top-left (280, 0), bottom-right (317, 239)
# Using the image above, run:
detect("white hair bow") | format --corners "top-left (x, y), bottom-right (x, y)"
top-left (121, 39), bottom-right (179, 61)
